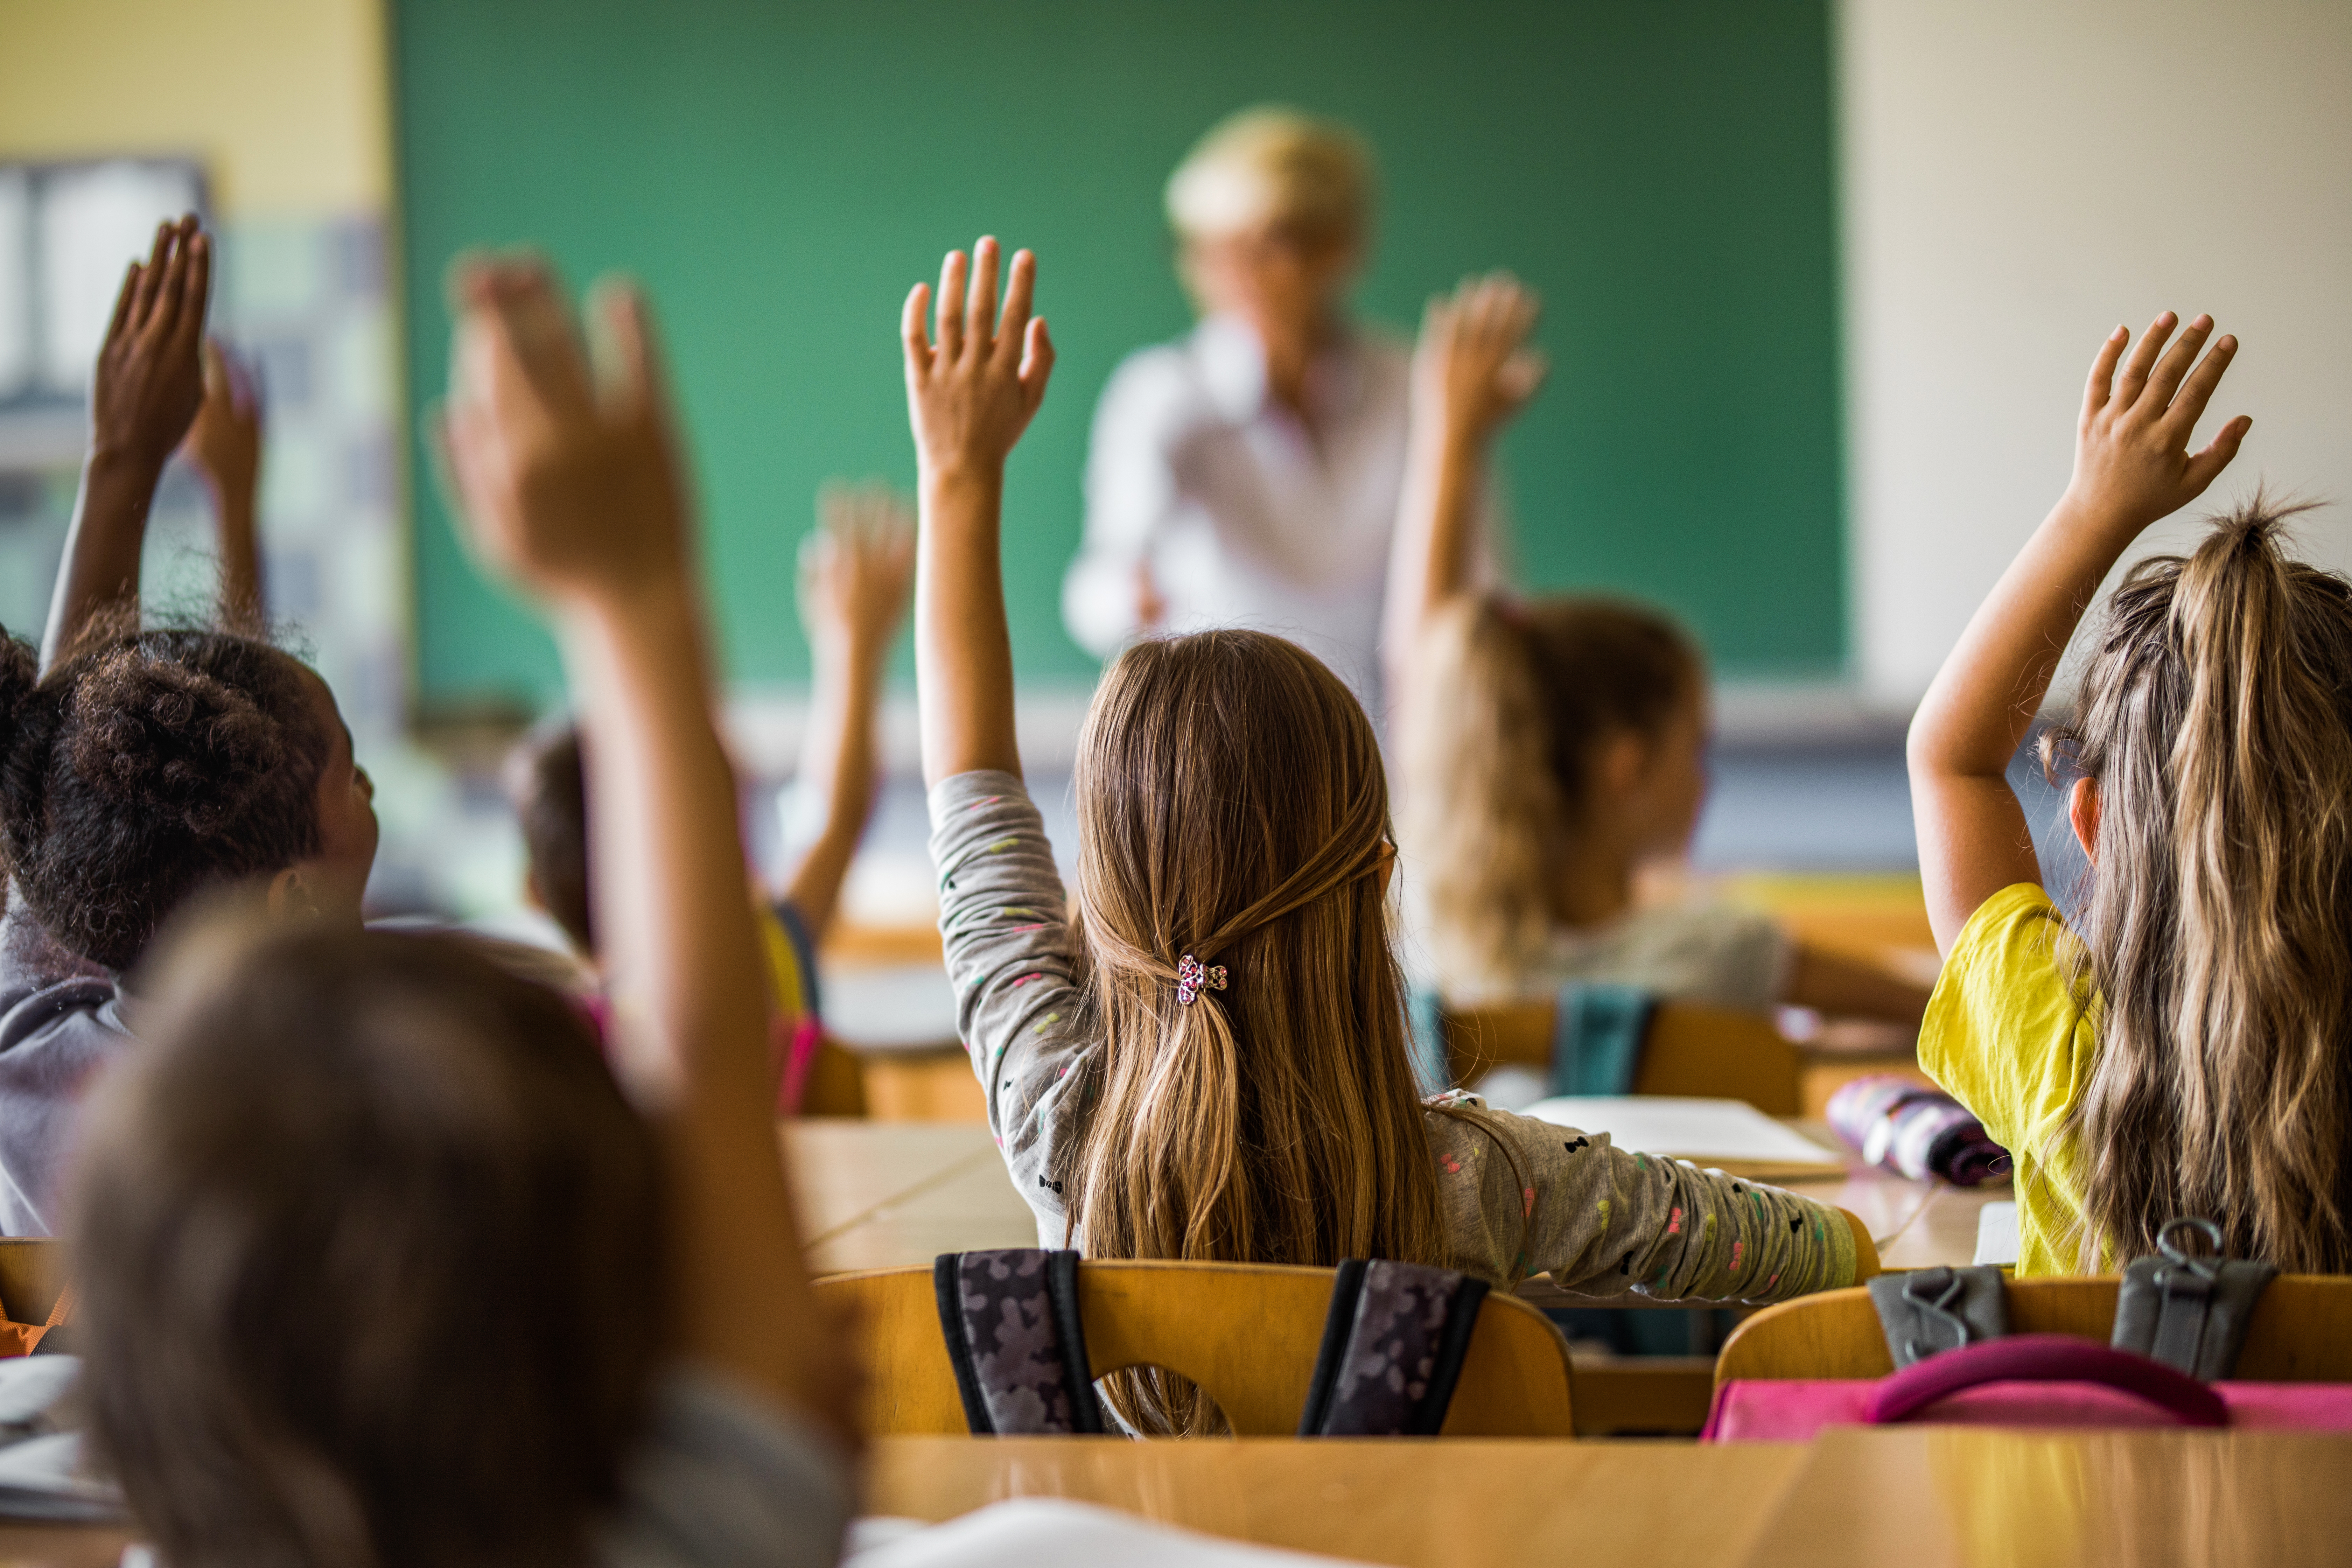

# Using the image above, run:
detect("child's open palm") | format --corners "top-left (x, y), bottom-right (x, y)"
top-left (902, 238), bottom-right (1055, 481)
top-left (91, 217), bottom-right (211, 473)
top-left (439, 257), bottom-right (690, 609)
top-left (802, 481), bottom-right (916, 662)
top-left (2068, 312), bottom-right (2251, 532)
top-left (182, 339), bottom-right (261, 500)
top-left (1414, 271), bottom-right (1546, 448)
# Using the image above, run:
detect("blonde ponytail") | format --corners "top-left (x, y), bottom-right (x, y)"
top-left (2052, 496), bottom-right (2352, 1271)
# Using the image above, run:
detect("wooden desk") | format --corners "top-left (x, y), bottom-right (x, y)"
top-left (863, 1435), bottom-right (1807, 1568)
top-left (863, 1428), bottom-right (2352, 1568)
top-left (785, 1119), bottom-right (2008, 1280)
top-left (783, 1120), bottom-right (1039, 1275)
top-left (1742, 1426), bottom-right (2352, 1568)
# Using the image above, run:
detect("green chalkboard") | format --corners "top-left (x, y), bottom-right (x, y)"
top-left (393, 0), bottom-right (1843, 710)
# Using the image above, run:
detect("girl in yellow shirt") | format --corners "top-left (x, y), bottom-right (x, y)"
top-left (1909, 308), bottom-right (2352, 1275)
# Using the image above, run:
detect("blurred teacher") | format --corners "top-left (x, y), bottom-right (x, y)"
top-left (1063, 107), bottom-right (1436, 711)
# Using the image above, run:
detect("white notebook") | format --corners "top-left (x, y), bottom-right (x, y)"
top-left (1973, 1200), bottom-right (2021, 1267)
top-left (849, 1499), bottom-right (1373, 1567)
top-left (1519, 1095), bottom-right (1845, 1176)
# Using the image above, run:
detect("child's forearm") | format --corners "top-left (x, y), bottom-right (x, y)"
top-left (559, 580), bottom-right (834, 1426)
top-left (1784, 942), bottom-right (1931, 1028)
top-left (1383, 426), bottom-right (1483, 661)
top-left (214, 478), bottom-right (264, 637)
top-left (1906, 495), bottom-right (2137, 946)
top-left (781, 636), bottom-right (886, 938)
top-left (915, 468), bottom-right (1021, 786)
top-left (42, 451), bottom-right (161, 668)
top-left (1909, 494), bottom-right (2140, 784)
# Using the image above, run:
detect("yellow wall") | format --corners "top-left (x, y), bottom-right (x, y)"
top-left (0, 0), bottom-right (389, 215)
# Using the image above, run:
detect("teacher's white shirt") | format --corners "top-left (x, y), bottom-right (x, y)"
top-left (1063, 313), bottom-right (1414, 710)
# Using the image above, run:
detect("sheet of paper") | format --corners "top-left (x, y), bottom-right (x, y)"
top-left (1520, 1096), bottom-right (1844, 1170)
top-left (849, 1499), bottom-right (1372, 1567)
top-left (1973, 1200), bottom-right (2020, 1267)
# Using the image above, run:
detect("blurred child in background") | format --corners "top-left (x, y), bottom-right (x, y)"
top-left (71, 253), bottom-right (852, 1568)
top-left (509, 482), bottom-right (912, 1111)
top-left (0, 219), bottom-right (378, 1236)
top-left (1389, 274), bottom-right (1928, 1030)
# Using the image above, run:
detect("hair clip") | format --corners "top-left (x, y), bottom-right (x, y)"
top-left (1176, 954), bottom-right (1227, 1006)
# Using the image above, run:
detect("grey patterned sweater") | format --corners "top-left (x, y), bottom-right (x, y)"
top-left (929, 772), bottom-right (1856, 1301)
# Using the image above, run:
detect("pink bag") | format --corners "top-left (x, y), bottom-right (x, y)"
top-left (1704, 1335), bottom-right (2352, 1441)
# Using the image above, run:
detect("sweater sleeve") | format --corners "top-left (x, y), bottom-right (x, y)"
top-left (926, 771), bottom-right (1091, 1236)
top-left (1425, 1096), bottom-right (1855, 1302)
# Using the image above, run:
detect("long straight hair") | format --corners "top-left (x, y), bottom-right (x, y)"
top-left (1068, 630), bottom-right (1443, 1431)
top-left (2048, 499), bottom-right (2352, 1272)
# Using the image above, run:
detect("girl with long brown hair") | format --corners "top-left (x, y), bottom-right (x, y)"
top-left (905, 238), bottom-right (1873, 1431)
top-left (1386, 275), bottom-right (1930, 1029)
top-left (1909, 310), bottom-right (2352, 1275)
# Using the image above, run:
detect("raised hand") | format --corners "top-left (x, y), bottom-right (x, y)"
top-left (182, 338), bottom-right (265, 632)
top-left (901, 238), bottom-right (1055, 483)
top-left (42, 216), bottom-right (215, 667)
top-left (183, 338), bottom-right (261, 510)
top-left (2065, 312), bottom-right (2250, 532)
top-left (802, 480), bottom-right (916, 666)
top-left (91, 216), bottom-right (212, 474)
top-left (438, 255), bottom-right (690, 612)
top-left (1413, 271), bottom-right (1546, 451)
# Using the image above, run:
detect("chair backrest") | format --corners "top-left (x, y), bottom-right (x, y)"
top-left (0, 1240), bottom-right (62, 1325)
top-left (1442, 999), bottom-right (1802, 1116)
top-left (1715, 1275), bottom-right (2352, 1386)
top-left (793, 1035), bottom-right (869, 1117)
top-left (817, 1257), bottom-right (1577, 1436)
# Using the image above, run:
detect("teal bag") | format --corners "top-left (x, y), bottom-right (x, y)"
top-left (1547, 983), bottom-right (1656, 1096)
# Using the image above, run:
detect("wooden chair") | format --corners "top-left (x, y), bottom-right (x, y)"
top-left (0, 1239), bottom-right (63, 1324)
top-left (816, 1257), bottom-right (1577, 1436)
top-left (1715, 1275), bottom-right (2352, 1388)
top-left (854, 1048), bottom-right (988, 1122)
top-left (1443, 997), bottom-right (1806, 1116)
top-left (792, 1036), bottom-right (870, 1117)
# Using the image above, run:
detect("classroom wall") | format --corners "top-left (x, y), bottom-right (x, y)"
top-left (1840, 0), bottom-right (2352, 705)
top-left (0, 0), bottom-right (410, 747)
top-left (394, 0), bottom-right (1849, 715)
top-left (0, 0), bottom-right (391, 216)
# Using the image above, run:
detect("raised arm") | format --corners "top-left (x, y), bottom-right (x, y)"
top-left (182, 338), bottom-right (266, 636)
top-left (904, 237), bottom-right (1055, 788)
top-left (1380, 272), bottom-right (1544, 696)
top-left (781, 481), bottom-right (914, 937)
top-left (438, 255), bottom-right (846, 1437)
top-left (1907, 313), bottom-right (2248, 951)
top-left (43, 217), bottom-right (211, 669)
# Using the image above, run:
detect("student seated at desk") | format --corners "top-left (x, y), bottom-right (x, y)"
top-left (0, 218), bottom-right (380, 1238)
top-left (68, 257), bottom-right (853, 1568)
top-left (510, 482), bottom-right (912, 1108)
top-left (1387, 274), bottom-right (1930, 1028)
top-left (1911, 310), bottom-right (2352, 1275)
top-left (904, 236), bottom-right (1878, 1436)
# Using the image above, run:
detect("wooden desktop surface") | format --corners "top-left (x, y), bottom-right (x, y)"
top-left (862, 1427), bottom-right (2352, 1568)
top-left (1743, 1426), bottom-right (2352, 1568)
top-left (12, 1427), bottom-right (2341, 1568)
top-left (782, 1119), bottom-right (2009, 1280)
top-left (862, 1434), bottom-right (1809, 1567)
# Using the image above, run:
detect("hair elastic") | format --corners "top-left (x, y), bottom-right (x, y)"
top-left (1175, 954), bottom-right (1227, 1006)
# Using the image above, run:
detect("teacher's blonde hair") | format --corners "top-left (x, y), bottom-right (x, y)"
top-left (1165, 105), bottom-right (1373, 243)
